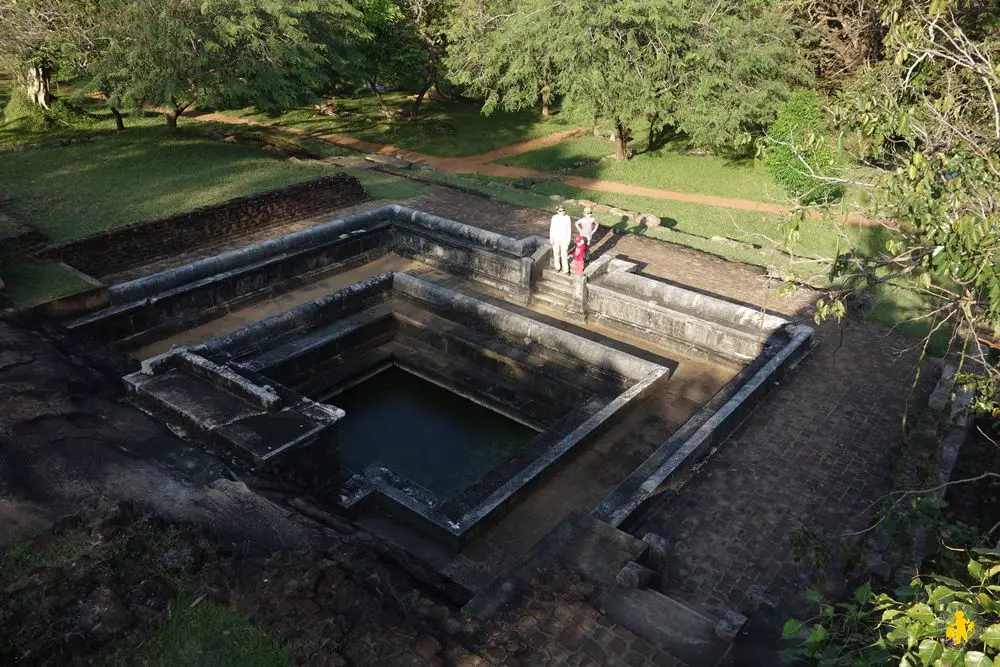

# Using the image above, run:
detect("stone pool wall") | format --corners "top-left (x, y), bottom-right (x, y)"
top-left (66, 206), bottom-right (546, 350)
top-left (128, 272), bottom-right (670, 550)
top-left (585, 262), bottom-right (788, 365)
top-left (45, 174), bottom-right (368, 279)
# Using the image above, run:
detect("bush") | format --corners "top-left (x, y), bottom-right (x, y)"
top-left (2, 93), bottom-right (93, 133)
top-left (762, 91), bottom-right (845, 205)
top-left (782, 551), bottom-right (1000, 666)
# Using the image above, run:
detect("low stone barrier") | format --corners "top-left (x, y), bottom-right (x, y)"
top-left (47, 173), bottom-right (368, 279)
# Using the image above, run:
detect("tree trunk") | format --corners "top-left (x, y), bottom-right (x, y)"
top-left (26, 65), bottom-right (52, 109)
top-left (614, 120), bottom-right (629, 161)
top-left (164, 101), bottom-right (191, 129)
top-left (370, 81), bottom-right (392, 119)
top-left (647, 114), bottom-right (660, 152)
top-left (541, 85), bottom-right (551, 118)
top-left (410, 78), bottom-right (433, 119)
top-left (110, 106), bottom-right (125, 131)
top-left (433, 79), bottom-right (451, 101)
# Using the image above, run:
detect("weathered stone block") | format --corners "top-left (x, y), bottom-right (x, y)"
top-left (615, 561), bottom-right (658, 589)
top-left (640, 533), bottom-right (670, 573)
top-left (714, 610), bottom-right (747, 641)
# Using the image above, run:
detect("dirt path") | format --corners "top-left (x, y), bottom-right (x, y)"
top-left (189, 111), bottom-right (881, 226)
top-left (468, 127), bottom-right (587, 161)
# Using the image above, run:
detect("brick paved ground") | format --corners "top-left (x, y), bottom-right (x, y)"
top-left (636, 321), bottom-right (920, 618)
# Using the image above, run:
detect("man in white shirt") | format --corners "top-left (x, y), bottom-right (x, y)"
top-left (549, 205), bottom-right (572, 273)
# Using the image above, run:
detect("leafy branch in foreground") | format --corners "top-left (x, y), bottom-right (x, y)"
top-left (782, 551), bottom-right (1000, 666)
top-left (769, 0), bottom-right (999, 415)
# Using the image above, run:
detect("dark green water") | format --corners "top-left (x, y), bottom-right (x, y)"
top-left (332, 367), bottom-right (536, 500)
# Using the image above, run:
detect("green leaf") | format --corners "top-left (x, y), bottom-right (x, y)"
top-left (982, 624), bottom-right (1000, 650)
top-left (919, 639), bottom-right (944, 666)
top-left (930, 576), bottom-right (965, 589)
top-left (781, 619), bottom-right (804, 640)
top-left (804, 588), bottom-right (823, 603)
top-left (928, 586), bottom-right (959, 606)
top-left (939, 647), bottom-right (965, 665)
top-left (964, 652), bottom-right (993, 667)
top-left (908, 603), bottom-right (936, 624)
top-left (806, 623), bottom-right (828, 649)
top-left (969, 560), bottom-right (986, 582)
top-left (856, 583), bottom-right (874, 605)
top-left (778, 648), bottom-right (801, 664)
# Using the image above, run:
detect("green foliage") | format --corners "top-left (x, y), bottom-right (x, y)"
top-left (955, 372), bottom-right (1000, 421)
top-left (446, 0), bottom-right (558, 115)
top-left (103, 598), bottom-right (293, 667)
top-left (556, 0), bottom-right (694, 157)
top-left (674, 6), bottom-right (815, 151)
top-left (783, 552), bottom-right (1000, 666)
top-left (354, 0), bottom-right (426, 92)
top-left (761, 91), bottom-right (845, 204)
top-left (820, 2), bottom-right (999, 412)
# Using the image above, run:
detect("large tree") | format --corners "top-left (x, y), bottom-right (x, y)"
top-left (83, 0), bottom-right (361, 128)
top-left (398, 0), bottom-right (452, 118)
top-left (0, 0), bottom-right (89, 108)
top-left (673, 4), bottom-right (816, 151)
top-left (353, 0), bottom-right (427, 117)
top-left (446, 0), bottom-right (559, 117)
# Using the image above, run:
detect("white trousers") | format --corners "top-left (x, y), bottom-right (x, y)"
top-left (551, 238), bottom-right (570, 272)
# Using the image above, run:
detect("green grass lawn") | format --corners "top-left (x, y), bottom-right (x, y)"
top-left (0, 82), bottom-right (165, 149)
top-left (0, 124), bottom-right (428, 307)
top-left (227, 92), bottom-right (577, 157)
top-left (499, 134), bottom-right (785, 203)
top-left (0, 251), bottom-right (96, 307)
top-left (0, 126), bottom-right (385, 243)
top-left (0, 216), bottom-right (22, 238)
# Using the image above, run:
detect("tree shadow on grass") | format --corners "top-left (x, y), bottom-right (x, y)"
top-left (225, 93), bottom-right (571, 157)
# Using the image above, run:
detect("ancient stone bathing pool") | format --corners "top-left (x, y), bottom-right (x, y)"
top-left (331, 366), bottom-right (537, 501)
top-left (63, 203), bottom-right (813, 596)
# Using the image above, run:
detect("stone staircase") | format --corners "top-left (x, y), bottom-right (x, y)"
top-left (532, 269), bottom-right (574, 310)
top-left (466, 511), bottom-right (742, 666)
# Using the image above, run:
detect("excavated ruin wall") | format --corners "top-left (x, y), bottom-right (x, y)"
top-left (48, 174), bottom-right (368, 279)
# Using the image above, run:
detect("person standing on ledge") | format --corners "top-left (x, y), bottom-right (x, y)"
top-left (549, 205), bottom-right (572, 274)
top-left (576, 206), bottom-right (598, 259)
top-left (571, 234), bottom-right (587, 275)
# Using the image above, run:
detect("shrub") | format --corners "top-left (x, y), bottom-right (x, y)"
top-left (782, 551), bottom-right (1000, 666)
top-left (762, 91), bottom-right (845, 205)
top-left (2, 93), bottom-right (94, 133)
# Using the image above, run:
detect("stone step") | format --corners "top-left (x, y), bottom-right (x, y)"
top-left (531, 291), bottom-right (568, 309)
top-left (600, 587), bottom-right (733, 667)
top-left (536, 279), bottom-right (572, 297)
top-left (541, 268), bottom-right (574, 284)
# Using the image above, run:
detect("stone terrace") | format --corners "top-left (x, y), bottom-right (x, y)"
top-left (5, 181), bottom-right (924, 666)
top-left (309, 187), bottom-right (919, 663)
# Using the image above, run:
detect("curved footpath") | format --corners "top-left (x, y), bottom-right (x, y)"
top-left (190, 111), bottom-right (881, 227)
